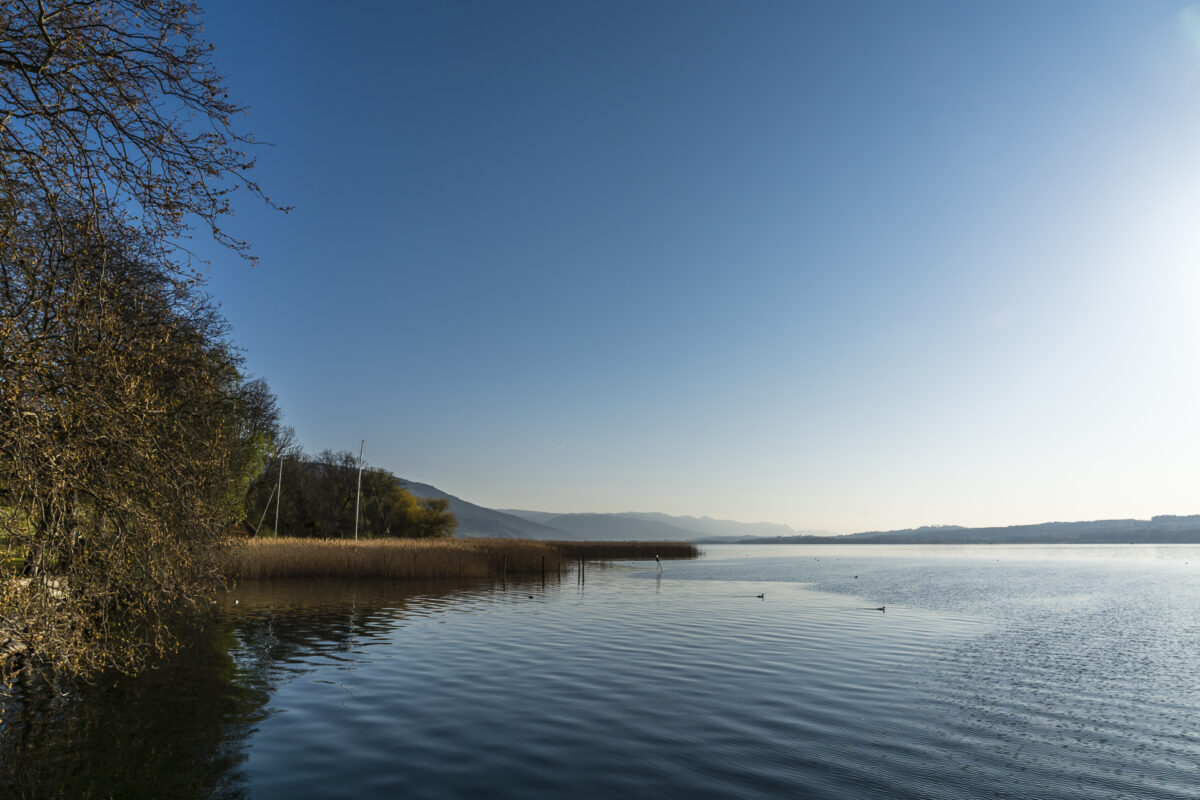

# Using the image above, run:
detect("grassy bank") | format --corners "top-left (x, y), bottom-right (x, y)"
top-left (229, 538), bottom-right (567, 580)
top-left (227, 538), bottom-right (701, 580)
top-left (548, 541), bottom-right (701, 560)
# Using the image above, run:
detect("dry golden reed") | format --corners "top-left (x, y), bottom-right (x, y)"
top-left (228, 537), bottom-right (567, 580)
top-left (226, 538), bottom-right (701, 580)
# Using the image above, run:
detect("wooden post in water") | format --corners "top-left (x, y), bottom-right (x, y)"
top-left (503, 555), bottom-right (507, 586)
top-left (541, 555), bottom-right (545, 586)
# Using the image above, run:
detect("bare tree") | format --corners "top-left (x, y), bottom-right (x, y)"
top-left (0, 1), bottom-right (287, 681)
top-left (0, 200), bottom-right (280, 679)
top-left (0, 0), bottom-right (285, 268)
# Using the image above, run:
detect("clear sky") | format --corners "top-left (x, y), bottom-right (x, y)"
top-left (196, 1), bottom-right (1200, 533)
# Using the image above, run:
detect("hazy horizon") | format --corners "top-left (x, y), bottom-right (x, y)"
top-left (459, 491), bottom-right (1198, 537)
top-left (199, 1), bottom-right (1200, 534)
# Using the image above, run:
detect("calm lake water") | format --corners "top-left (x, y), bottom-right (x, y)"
top-left (4, 544), bottom-right (1200, 798)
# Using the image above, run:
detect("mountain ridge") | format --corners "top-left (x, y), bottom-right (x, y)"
top-left (499, 509), bottom-right (825, 541)
top-left (728, 515), bottom-right (1200, 545)
top-left (398, 479), bottom-right (1200, 544)
top-left (395, 479), bottom-right (580, 540)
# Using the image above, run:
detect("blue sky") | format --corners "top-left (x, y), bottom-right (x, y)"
top-left (197, 1), bottom-right (1200, 533)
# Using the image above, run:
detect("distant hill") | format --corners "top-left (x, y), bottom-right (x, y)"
top-left (500, 510), bottom-right (561, 526)
top-left (397, 480), bottom-right (579, 540)
top-left (394, 487), bottom-right (816, 541)
top-left (503, 512), bottom-right (702, 541)
top-left (397, 479), bottom-right (1200, 545)
top-left (616, 512), bottom-right (819, 540)
top-left (502, 509), bottom-right (822, 541)
top-left (731, 515), bottom-right (1200, 545)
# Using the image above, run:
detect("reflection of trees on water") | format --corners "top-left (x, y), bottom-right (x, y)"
top-left (224, 578), bottom-right (492, 694)
top-left (0, 578), bottom-right (493, 799)
top-left (0, 620), bottom-right (263, 800)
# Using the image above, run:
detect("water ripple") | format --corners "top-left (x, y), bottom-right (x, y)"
top-left (10, 546), bottom-right (1196, 799)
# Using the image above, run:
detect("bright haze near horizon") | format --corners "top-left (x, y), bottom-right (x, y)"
top-left (197, 1), bottom-right (1200, 534)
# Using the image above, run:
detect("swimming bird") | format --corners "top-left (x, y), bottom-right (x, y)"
top-left (756, 593), bottom-right (765, 599)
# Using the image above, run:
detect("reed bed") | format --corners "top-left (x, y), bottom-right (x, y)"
top-left (228, 537), bottom-right (567, 580)
top-left (547, 541), bottom-right (701, 560)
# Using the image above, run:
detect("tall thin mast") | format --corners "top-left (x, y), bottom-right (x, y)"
top-left (354, 439), bottom-right (365, 541)
top-left (274, 453), bottom-right (283, 536)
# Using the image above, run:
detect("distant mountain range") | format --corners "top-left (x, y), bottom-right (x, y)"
top-left (395, 479), bottom-right (579, 540)
top-left (757, 516), bottom-right (1200, 545)
top-left (398, 478), bottom-right (1200, 544)
top-left (397, 479), bottom-right (823, 541)
top-left (507, 509), bottom-right (826, 541)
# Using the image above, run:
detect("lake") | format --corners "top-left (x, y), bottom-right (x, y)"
top-left (4, 543), bottom-right (1200, 798)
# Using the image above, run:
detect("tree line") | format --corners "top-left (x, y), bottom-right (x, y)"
top-left (245, 450), bottom-right (456, 541)
top-left (0, 198), bottom-right (282, 678)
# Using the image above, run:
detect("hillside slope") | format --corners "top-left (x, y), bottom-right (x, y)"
top-left (398, 480), bottom-right (577, 540)
top-left (500, 509), bottom-right (811, 541)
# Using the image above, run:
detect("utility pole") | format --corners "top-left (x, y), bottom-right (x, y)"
top-left (354, 439), bottom-right (365, 541)
top-left (274, 453), bottom-right (283, 536)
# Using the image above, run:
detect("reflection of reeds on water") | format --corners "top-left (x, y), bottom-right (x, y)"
top-left (548, 541), bottom-right (701, 560)
top-left (221, 576), bottom-right (487, 612)
top-left (227, 538), bottom-right (701, 580)
top-left (228, 537), bottom-right (566, 580)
